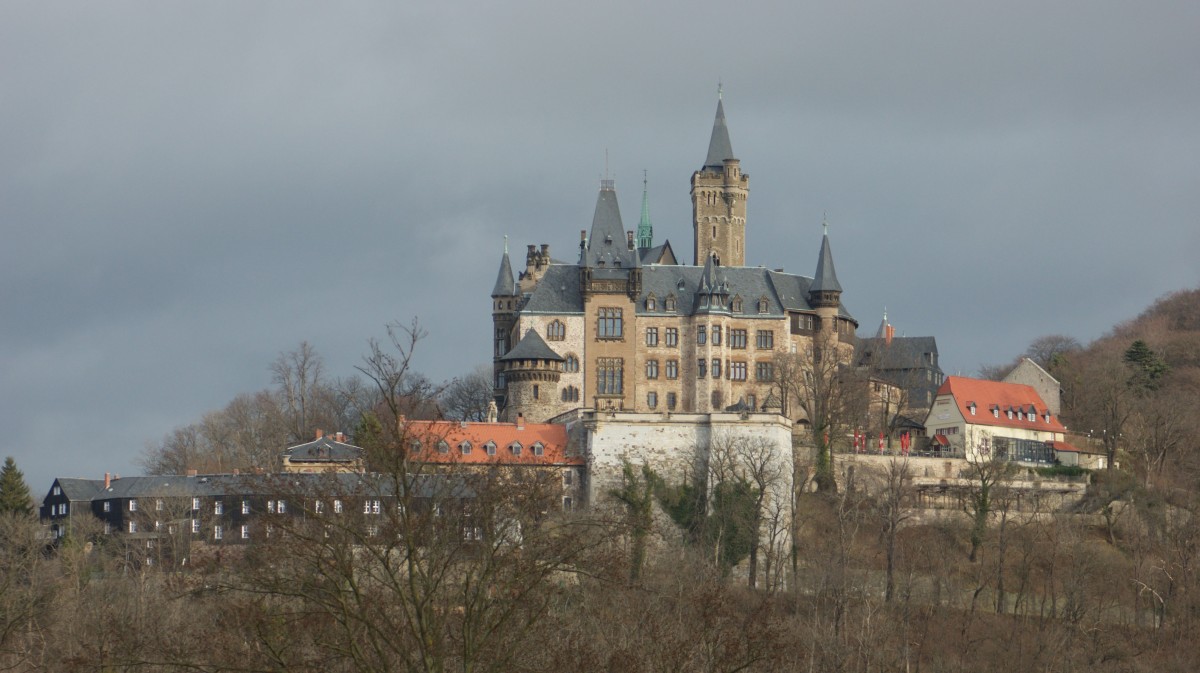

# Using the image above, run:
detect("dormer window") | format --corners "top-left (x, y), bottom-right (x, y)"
top-left (532, 442), bottom-right (545, 456)
top-left (968, 402), bottom-right (976, 416)
top-left (460, 441), bottom-right (472, 455)
top-left (510, 442), bottom-right (522, 456)
top-left (758, 297), bottom-right (769, 313)
top-left (732, 295), bottom-right (743, 312)
top-left (484, 441), bottom-right (497, 456)
top-left (437, 441), bottom-right (450, 454)
top-left (665, 294), bottom-right (677, 312)
top-left (645, 294), bottom-right (657, 311)
top-left (410, 439), bottom-right (423, 454)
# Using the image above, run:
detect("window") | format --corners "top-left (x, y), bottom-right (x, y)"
top-left (667, 392), bottom-right (677, 410)
top-left (730, 329), bottom-right (747, 349)
top-left (532, 442), bottom-right (544, 456)
top-left (597, 358), bottom-right (624, 395)
top-left (756, 361), bottom-right (775, 381)
top-left (103, 501), bottom-right (111, 512)
top-left (646, 359), bottom-right (659, 379)
top-left (732, 296), bottom-right (743, 312)
top-left (793, 314), bottom-right (815, 332)
top-left (665, 327), bottom-right (678, 347)
top-left (241, 525), bottom-right (250, 539)
top-left (646, 327), bottom-right (658, 346)
top-left (698, 329), bottom-right (706, 345)
top-left (510, 442), bottom-right (522, 456)
top-left (156, 499), bottom-right (164, 511)
top-left (563, 496), bottom-right (573, 512)
top-left (372, 500), bottom-right (381, 514)
top-left (546, 320), bottom-right (565, 341)
top-left (756, 330), bottom-right (774, 349)
top-left (565, 354), bottom-right (580, 372)
top-left (712, 391), bottom-right (723, 408)
top-left (666, 359), bottom-right (678, 379)
top-left (314, 500), bottom-right (325, 514)
top-left (129, 499), bottom-right (138, 512)
top-left (563, 470), bottom-right (573, 486)
top-left (647, 391), bottom-right (658, 409)
top-left (214, 500), bottom-right (223, 515)
top-left (192, 519), bottom-right (201, 534)
top-left (712, 326), bottom-right (721, 345)
top-left (665, 295), bottom-right (677, 311)
top-left (730, 361), bottom-right (747, 381)
top-left (214, 525), bottom-right (223, 541)
top-left (334, 500), bottom-right (343, 514)
top-left (53, 486), bottom-right (61, 496)
top-left (645, 295), bottom-right (656, 311)
top-left (561, 386), bottom-right (580, 402)
top-left (277, 500), bottom-right (287, 514)
top-left (241, 500), bottom-right (251, 514)
top-left (192, 497), bottom-right (201, 511)
top-left (698, 359), bottom-right (707, 378)
top-left (969, 403), bottom-right (977, 416)
top-left (758, 297), bottom-right (769, 313)
top-left (461, 441), bottom-right (472, 455)
top-left (485, 442), bottom-right (497, 456)
top-left (711, 359), bottom-right (722, 378)
top-left (129, 521), bottom-right (137, 533)
top-left (747, 394), bottom-right (757, 410)
top-left (597, 308), bottom-right (623, 339)
top-left (437, 440), bottom-right (450, 454)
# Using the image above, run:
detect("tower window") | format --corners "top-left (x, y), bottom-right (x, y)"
top-left (712, 326), bottom-right (721, 345)
top-left (533, 384), bottom-right (539, 400)
top-left (546, 320), bottom-right (565, 341)
top-left (712, 359), bottom-right (722, 378)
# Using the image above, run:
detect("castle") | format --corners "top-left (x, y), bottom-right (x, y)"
top-left (491, 95), bottom-right (858, 425)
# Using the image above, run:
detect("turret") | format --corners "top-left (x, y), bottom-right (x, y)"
top-left (499, 329), bottom-right (564, 423)
top-left (808, 224), bottom-right (845, 348)
top-left (636, 174), bottom-right (654, 251)
top-left (491, 239), bottom-right (519, 404)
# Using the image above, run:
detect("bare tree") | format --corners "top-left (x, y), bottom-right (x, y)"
top-left (439, 364), bottom-right (495, 422)
top-left (962, 457), bottom-right (1016, 563)
top-left (271, 340), bottom-right (327, 443)
top-left (876, 456), bottom-right (914, 602)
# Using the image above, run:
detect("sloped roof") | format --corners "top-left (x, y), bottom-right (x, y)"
top-left (401, 420), bottom-right (582, 467)
top-left (500, 328), bottom-right (563, 362)
top-left (284, 436), bottom-right (363, 463)
top-left (48, 472), bottom-right (469, 500)
top-left (936, 376), bottom-right (1065, 433)
top-left (583, 185), bottom-right (640, 269)
top-left (856, 336), bottom-right (940, 370)
top-left (702, 97), bottom-right (735, 170)
top-left (809, 232), bottom-right (842, 294)
top-left (492, 250), bottom-right (516, 297)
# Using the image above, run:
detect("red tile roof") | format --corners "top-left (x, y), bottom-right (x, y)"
top-left (935, 376), bottom-right (1065, 433)
top-left (400, 420), bottom-right (583, 467)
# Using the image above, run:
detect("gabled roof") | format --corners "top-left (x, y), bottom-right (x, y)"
top-left (284, 436), bottom-right (363, 463)
top-left (702, 97), bottom-right (735, 170)
top-left (639, 240), bottom-right (678, 265)
top-left (401, 420), bottom-right (582, 467)
top-left (46, 472), bottom-right (470, 501)
top-left (935, 376), bottom-right (1065, 432)
top-left (856, 336), bottom-right (940, 370)
top-left (500, 328), bottom-right (563, 362)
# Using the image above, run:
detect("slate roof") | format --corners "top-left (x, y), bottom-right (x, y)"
top-left (703, 97), bottom-right (735, 170)
top-left (638, 241), bottom-right (677, 265)
top-left (48, 472), bottom-right (470, 501)
top-left (856, 336), bottom-right (940, 370)
top-left (492, 250), bottom-right (516, 297)
top-left (521, 262), bottom-right (855, 322)
top-left (284, 436), bottom-right (363, 463)
top-left (583, 186), bottom-right (640, 269)
top-left (810, 232), bottom-right (843, 294)
top-left (500, 328), bottom-right (564, 362)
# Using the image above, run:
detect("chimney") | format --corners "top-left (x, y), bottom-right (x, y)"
top-left (626, 231), bottom-right (634, 250)
top-left (885, 324), bottom-right (895, 345)
top-left (104, 472), bottom-right (111, 489)
top-left (232, 468), bottom-right (240, 476)
top-left (516, 412), bottom-right (525, 430)
top-left (187, 469), bottom-right (198, 477)
top-left (335, 431), bottom-right (344, 442)
top-left (315, 428), bottom-right (324, 440)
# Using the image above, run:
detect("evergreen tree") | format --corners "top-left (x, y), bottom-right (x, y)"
top-left (0, 456), bottom-right (33, 516)
top-left (1123, 339), bottom-right (1169, 392)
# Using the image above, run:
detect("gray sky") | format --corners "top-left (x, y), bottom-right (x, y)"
top-left (4, 1), bottom-right (1198, 497)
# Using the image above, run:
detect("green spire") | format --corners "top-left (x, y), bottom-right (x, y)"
top-left (637, 171), bottom-right (653, 250)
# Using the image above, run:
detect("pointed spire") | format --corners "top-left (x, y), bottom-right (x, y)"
top-left (491, 239), bottom-right (516, 297)
top-left (875, 308), bottom-right (889, 338)
top-left (810, 224), bottom-right (843, 295)
top-left (637, 171), bottom-right (653, 250)
top-left (583, 179), bottom-right (637, 268)
top-left (702, 93), bottom-right (735, 171)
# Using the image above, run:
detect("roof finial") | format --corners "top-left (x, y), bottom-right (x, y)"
top-left (504, 234), bottom-right (508, 255)
top-left (718, 81), bottom-right (723, 100)
top-left (822, 212), bottom-right (828, 236)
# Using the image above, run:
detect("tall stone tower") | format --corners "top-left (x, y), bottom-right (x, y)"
top-left (691, 93), bottom-right (749, 267)
top-left (499, 329), bottom-right (564, 423)
top-left (491, 240), bottom-right (519, 405)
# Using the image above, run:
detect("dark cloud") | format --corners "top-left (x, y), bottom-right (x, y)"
top-left (3, 1), bottom-right (1197, 494)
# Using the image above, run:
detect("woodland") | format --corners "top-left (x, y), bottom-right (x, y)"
top-left (2, 288), bottom-right (1199, 672)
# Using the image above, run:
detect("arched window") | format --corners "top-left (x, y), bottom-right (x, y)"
top-left (564, 354), bottom-right (580, 372)
top-left (561, 386), bottom-right (580, 402)
top-left (546, 320), bottom-right (565, 341)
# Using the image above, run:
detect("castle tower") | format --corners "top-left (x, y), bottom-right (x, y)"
top-left (807, 223), bottom-right (845, 352)
top-left (691, 92), bottom-right (749, 267)
top-left (491, 239), bottom-right (519, 404)
top-left (499, 328), bottom-right (564, 423)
